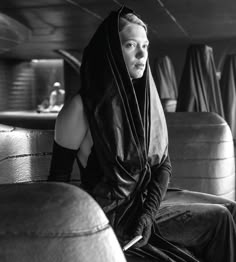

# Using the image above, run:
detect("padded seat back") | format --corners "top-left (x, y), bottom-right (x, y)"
top-left (0, 112), bottom-right (235, 200)
top-left (0, 125), bottom-right (54, 183)
top-left (0, 183), bottom-right (126, 262)
top-left (0, 124), bottom-right (79, 183)
top-left (166, 112), bottom-right (235, 200)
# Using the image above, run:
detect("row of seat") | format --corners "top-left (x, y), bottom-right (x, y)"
top-left (0, 111), bottom-right (234, 261)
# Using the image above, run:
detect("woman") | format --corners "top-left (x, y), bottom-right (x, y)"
top-left (49, 6), bottom-right (236, 262)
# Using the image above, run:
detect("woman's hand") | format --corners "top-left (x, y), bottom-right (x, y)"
top-left (132, 214), bottom-right (153, 247)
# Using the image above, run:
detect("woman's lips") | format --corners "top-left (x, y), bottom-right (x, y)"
top-left (135, 63), bottom-right (145, 69)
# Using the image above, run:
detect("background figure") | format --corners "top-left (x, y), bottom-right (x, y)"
top-left (153, 55), bottom-right (178, 112)
top-left (220, 54), bottom-right (236, 141)
top-left (48, 82), bottom-right (65, 112)
top-left (36, 97), bottom-right (49, 112)
top-left (176, 44), bottom-right (224, 117)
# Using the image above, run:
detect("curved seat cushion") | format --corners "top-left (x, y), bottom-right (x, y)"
top-left (166, 112), bottom-right (235, 200)
top-left (0, 124), bottom-right (79, 183)
top-left (0, 111), bottom-right (56, 130)
top-left (0, 182), bottom-right (126, 262)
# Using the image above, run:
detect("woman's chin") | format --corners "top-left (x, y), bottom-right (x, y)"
top-left (131, 71), bottom-right (144, 79)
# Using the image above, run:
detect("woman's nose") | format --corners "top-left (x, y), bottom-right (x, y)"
top-left (136, 47), bottom-right (147, 59)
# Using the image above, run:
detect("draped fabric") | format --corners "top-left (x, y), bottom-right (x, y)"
top-left (153, 55), bottom-right (178, 112)
top-left (220, 54), bottom-right (236, 140)
top-left (176, 44), bottom-right (224, 118)
top-left (154, 56), bottom-right (178, 100)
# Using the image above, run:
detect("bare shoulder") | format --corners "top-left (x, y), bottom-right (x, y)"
top-left (57, 94), bottom-right (84, 120)
top-left (55, 94), bottom-right (88, 149)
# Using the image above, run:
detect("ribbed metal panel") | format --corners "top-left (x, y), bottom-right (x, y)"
top-left (8, 62), bottom-right (35, 110)
top-left (0, 62), bottom-right (10, 111)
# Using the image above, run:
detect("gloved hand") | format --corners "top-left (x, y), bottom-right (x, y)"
top-left (132, 213), bottom-right (153, 248)
top-left (131, 156), bottom-right (171, 248)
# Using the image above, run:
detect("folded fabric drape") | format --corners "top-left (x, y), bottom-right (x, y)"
top-left (220, 54), bottom-right (236, 140)
top-left (176, 44), bottom-right (224, 118)
top-left (153, 55), bottom-right (178, 100)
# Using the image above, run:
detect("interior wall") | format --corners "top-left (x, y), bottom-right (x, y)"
top-left (0, 59), bottom-right (35, 111)
top-left (0, 61), bottom-right (11, 111)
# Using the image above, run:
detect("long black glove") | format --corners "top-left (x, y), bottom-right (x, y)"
top-left (133, 155), bottom-right (171, 247)
top-left (48, 140), bottom-right (78, 182)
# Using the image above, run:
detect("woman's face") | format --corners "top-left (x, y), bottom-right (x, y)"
top-left (120, 23), bottom-right (149, 79)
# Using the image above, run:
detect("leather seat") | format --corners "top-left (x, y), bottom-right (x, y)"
top-left (0, 111), bottom-right (234, 261)
top-left (0, 182), bottom-right (126, 262)
top-left (166, 112), bottom-right (235, 200)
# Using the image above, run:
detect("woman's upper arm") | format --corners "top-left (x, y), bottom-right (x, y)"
top-left (54, 94), bottom-right (88, 150)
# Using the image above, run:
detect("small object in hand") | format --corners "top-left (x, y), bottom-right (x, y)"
top-left (122, 235), bottom-right (143, 251)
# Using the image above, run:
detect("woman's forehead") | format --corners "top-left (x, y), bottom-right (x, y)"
top-left (119, 23), bottom-right (148, 42)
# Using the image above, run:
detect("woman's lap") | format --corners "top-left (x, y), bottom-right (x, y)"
top-left (155, 190), bottom-right (236, 260)
top-left (161, 189), bottom-right (236, 221)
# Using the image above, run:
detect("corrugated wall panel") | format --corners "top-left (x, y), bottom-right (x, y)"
top-left (8, 62), bottom-right (35, 111)
top-left (0, 62), bottom-right (10, 111)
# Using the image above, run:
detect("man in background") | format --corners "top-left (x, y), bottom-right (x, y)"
top-left (48, 82), bottom-right (65, 112)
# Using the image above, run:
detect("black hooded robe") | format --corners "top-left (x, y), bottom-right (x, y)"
top-left (79, 6), bottom-right (199, 262)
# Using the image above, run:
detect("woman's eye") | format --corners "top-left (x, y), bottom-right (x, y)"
top-left (126, 42), bottom-right (135, 48)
